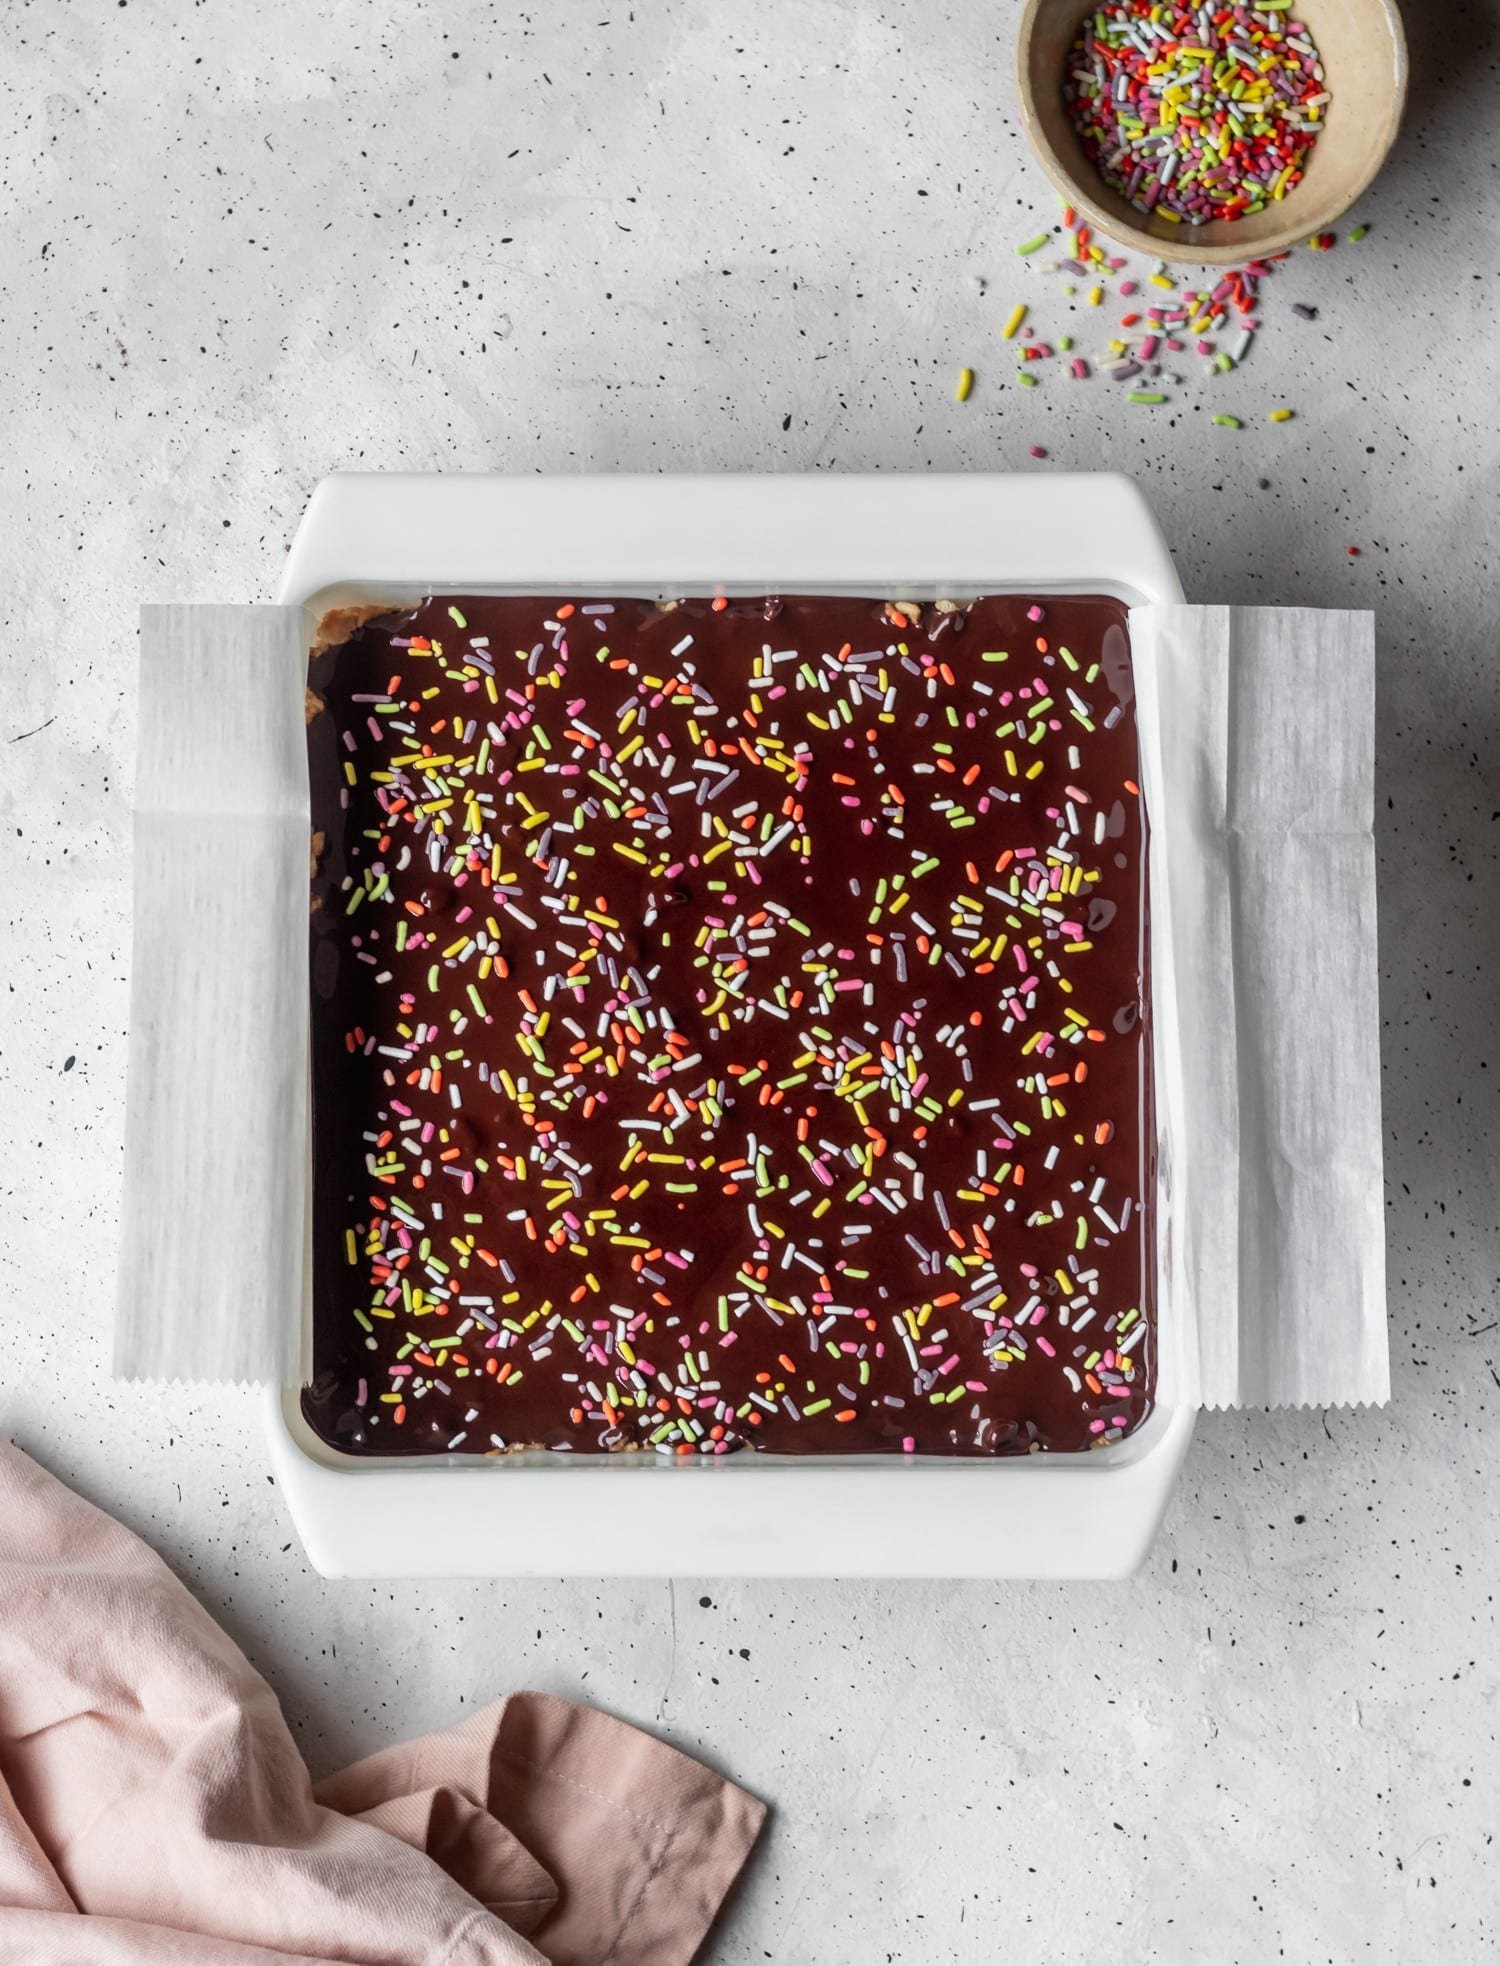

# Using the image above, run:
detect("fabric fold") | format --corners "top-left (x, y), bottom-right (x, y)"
top-left (0, 1441), bottom-right (764, 1965)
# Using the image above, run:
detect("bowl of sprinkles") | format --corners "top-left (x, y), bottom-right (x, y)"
top-left (1016, 0), bottom-right (1407, 263)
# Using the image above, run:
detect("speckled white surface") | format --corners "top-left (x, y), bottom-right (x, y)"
top-left (3, 1), bottom-right (1498, 1959)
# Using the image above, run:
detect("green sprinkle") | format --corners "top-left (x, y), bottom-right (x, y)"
top-left (1349, 224), bottom-right (1369, 242)
top-left (1128, 390), bottom-right (1166, 404)
top-left (1017, 372), bottom-right (1038, 387)
top-left (1016, 232), bottom-right (1051, 255)
top-left (448, 605), bottom-right (468, 629)
top-left (1212, 414), bottom-right (1242, 428)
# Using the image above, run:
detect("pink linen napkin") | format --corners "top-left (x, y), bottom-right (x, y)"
top-left (0, 1441), bottom-right (763, 1965)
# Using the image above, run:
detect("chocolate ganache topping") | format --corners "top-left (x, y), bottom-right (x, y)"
top-left (304, 592), bottom-right (1154, 1457)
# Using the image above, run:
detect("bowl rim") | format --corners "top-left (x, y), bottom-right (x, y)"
top-left (1013, 0), bottom-right (1410, 266)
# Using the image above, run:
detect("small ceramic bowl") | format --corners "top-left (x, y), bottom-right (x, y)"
top-left (1015, 0), bottom-right (1408, 265)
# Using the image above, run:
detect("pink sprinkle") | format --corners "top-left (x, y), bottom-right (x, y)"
top-left (1029, 445), bottom-right (1048, 459)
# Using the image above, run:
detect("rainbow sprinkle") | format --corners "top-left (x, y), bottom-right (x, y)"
top-left (1063, 1), bottom-right (1329, 226)
top-left (995, 201), bottom-right (1348, 411)
top-left (304, 594), bottom-right (1155, 1459)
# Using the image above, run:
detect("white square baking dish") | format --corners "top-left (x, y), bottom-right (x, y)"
top-left (268, 472), bottom-right (1195, 1579)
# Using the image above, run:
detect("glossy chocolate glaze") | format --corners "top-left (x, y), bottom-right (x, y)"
top-left (304, 593), bottom-right (1153, 1457)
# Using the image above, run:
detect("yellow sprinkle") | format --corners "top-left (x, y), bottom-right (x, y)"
top-left (1001, 303), bottom-right (1027, 340)
top-left (1269, 406), bottom-right (1295, 422)
top-left (955, 366), bottom-right (974, 402)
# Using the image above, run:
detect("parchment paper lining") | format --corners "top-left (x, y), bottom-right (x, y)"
top-left (1134, 604), bottom-right (1387, 1409)
top-left (116, 606), bottom-right (308, 1384)
top-left (115, 600), bottom-right (1388, 1412)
